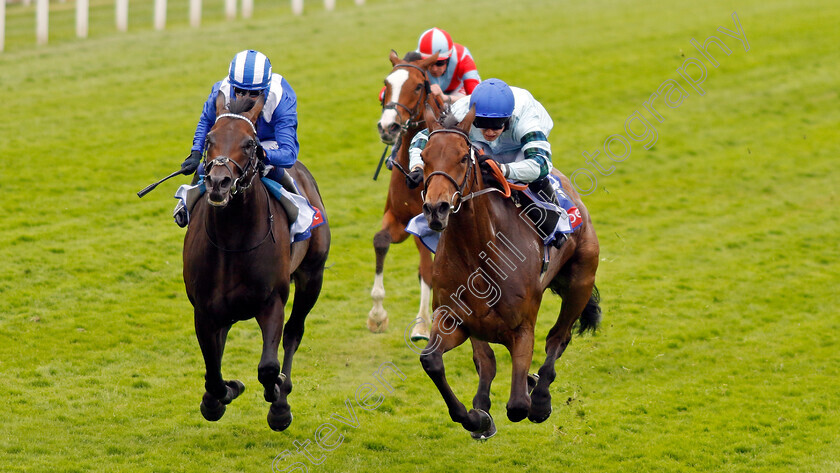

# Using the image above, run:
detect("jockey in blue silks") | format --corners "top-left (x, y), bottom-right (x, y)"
top-left (174, 49), bottom-right (299, 227)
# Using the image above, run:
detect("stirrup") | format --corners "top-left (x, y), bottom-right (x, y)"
top-left (173, 201), bottom-right (188, 228)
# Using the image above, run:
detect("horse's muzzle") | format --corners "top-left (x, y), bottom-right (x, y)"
top-left (423, 201), bottom-right (451, 232)
top-left (377, 121), bottom-right (400, 145)
top-left (206, 173), bottom-right (232, 206)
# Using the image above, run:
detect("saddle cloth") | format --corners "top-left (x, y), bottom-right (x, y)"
top-left (173, 175), bottom-right (324, 243)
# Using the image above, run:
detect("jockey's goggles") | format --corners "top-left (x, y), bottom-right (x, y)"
top-left (473, 116), bottom-right (509, 130)
top-left (233, 87), bottom-right (263, 98)
top-left (433, 58), bottom-right (449, 67)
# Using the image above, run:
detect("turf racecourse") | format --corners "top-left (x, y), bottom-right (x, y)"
top-left (1, 0), bottom-right (838, 471)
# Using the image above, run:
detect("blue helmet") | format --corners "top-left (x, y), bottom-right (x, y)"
top-left (470, 78), bottom-right (515, 118)
top-left (228, 50), bottom-right (272, 91)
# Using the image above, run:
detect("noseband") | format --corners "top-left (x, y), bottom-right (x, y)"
top-left (204, 113), bottom-right (261, 196)
top-left (382, 63), bottom-right (432, 132)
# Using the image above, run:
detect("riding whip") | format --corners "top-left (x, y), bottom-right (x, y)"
top-left (137, 170), bottom-right (184, 198)
top-left (373, 145), bottom-right (389, 181)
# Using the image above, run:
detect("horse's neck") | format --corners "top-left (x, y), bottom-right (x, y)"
top-left (206, 183), bottom-right (269, 235)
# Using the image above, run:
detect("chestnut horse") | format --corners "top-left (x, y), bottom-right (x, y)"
top-left (183, 93), bottom-right (330, 431)
top-left (417, 104), bottom-right (601, 439)
top-left (370, 50), bottom-right (442, 339)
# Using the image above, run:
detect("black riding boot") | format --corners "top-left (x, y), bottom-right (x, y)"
top-left (526, 177), bottom-right (567, 248)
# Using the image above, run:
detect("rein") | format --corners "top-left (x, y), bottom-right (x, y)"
top-left (202, 112), bottom-right (276, 253)
top-left (423, 128), bottom-right (528, 212)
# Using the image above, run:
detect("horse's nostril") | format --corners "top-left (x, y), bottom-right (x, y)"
top-left (377, 123), bottom-right (385, 133)
top-left (438, 202), bottom-right (450, 215)
top-left (422, 203), bottom-right (432, 215)
top-left (388, 123), bottom-right (400, 133)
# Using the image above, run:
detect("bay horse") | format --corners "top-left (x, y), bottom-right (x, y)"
top-left (417, 104), bottom-right (601, 438)
top-left (369, 50), bottom-right (442, 339)
top-left (183, 92), bottom-right (330, 431)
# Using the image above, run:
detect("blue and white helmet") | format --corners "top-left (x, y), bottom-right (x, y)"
top-left (228, 49), bottom-right (272, 91)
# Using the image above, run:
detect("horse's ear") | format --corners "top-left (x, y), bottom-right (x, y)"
top-left (424, 104), bottom-right (441, 132)
top-left (389, 49), bottom-right (401, 66)
top-left (458, 104), bottom-right (476, 134)
top-left (215, 91), bottom-right (227, 117)
top-left (242, 93), bottom-right (266, 124)
top-left (418, 52), bottom-right (439, 70)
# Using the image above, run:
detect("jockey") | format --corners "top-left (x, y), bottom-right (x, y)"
top-left (175, 49), bottom-right (299, 226)
top-left (406, 78), bottom-right (565, 245)
top-left (416, 27), bottom-right (481, 105)
top-left (377, 27), bottom-right (480, 107)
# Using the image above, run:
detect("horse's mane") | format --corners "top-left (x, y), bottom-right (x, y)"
top-left (228, 98), bottom-right (257, 115)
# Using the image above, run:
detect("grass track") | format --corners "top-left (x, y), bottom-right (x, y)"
top-left (1, 0), bottom-right (839, 472)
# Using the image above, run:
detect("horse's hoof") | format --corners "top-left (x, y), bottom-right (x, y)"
top-left (224, 380), bottom-right (245, 403)
top-left (470, 411), bottom-right (497, 441)
top-left (410, 323), bottom-right (429, 342)
top-left (267, 406), bottom-right (293, 432)
top-left (528, 399), bottom-right (553, 423)
top-left (466, 408), bottom-right (493, 435)
top-left (367, 314), bottom-right (389, 333)
top-left (200, 394), bottom-right (226, 422)
top-left (527, 373), bottom-right (540, 394)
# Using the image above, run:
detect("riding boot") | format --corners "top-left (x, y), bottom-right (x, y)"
top-left (527, 177), bottom-right (566, 249)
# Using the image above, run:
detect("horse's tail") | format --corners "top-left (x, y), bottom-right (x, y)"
top-left (576, 284), bottom-right (601, 335)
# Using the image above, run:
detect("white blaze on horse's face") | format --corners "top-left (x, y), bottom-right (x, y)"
top-left (378, 69), bottom-right (410, 144)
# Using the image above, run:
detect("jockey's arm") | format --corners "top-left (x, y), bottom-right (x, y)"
top-left (263, 87), bottom-right (300, 168)
top-left (505, 131), bottom-right (552, 183)
top-left (408, 129), bottom-right (430, 171)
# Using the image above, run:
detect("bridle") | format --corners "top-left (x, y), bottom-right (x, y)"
top-left (422, 127), bottom-right (518, 213)
top-left (381, 63), bottom-right (432, 132)
top-left (203, 113), bottom-right (261, 196)
top-left (202, 112), bottom-right (275, 253)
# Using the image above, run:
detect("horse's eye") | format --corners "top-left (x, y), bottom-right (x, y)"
top-left (460, 155), bottom-right (468, 163)
top-left (415, 84), bottom-right (423, 93)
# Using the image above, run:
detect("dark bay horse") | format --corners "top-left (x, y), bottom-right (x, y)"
top-left (183, 92), bottom-right (330, 431)
top-left (417, 104), bottom-right (601, 439)
top-left (369, 50), bottom-right (442, 339)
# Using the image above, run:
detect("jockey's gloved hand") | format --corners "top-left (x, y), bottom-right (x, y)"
top-left (478, 156), bottom-right (508, 178)
top-left (181, 150), bottom-right (202, 175)
top-left (406, 167), bottom-right (424, 189)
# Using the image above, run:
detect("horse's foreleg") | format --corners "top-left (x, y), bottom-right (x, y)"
top-left (530, 271), bottom-right (596, 423)
top-left (255, 296), bottom-right (289, 431)
top-left (506, 328), bottom-right (535, 423)
top-left (469, 338), bottom-right (498, 440)
top-left (368, 212), bottom-right (409, 333)
top-left (409, 239), bottom-right (434, 341)
top-left (368, 229), bottom-right (391, 333)
top-left (420, 325), bottom-right (492, 437)
top-left (195, 314), bottom-right (244, 421)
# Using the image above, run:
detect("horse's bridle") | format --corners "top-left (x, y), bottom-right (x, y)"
top-left (381, 63), bottom-right (432, 133)
top-left (202, 112), bottom-right (275, 253)
top-left (422, 128), bottom-right (515, 213)
top-left (421, 129), bottom-right (476, 214)
top-left (203, 113), bottom-right (261, 196)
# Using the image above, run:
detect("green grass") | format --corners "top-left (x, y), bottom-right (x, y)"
top-left (1, 0), bottom-right (839, 472)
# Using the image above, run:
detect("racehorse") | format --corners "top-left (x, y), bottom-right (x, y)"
top-left (182, 92), bottom-right (330, 431)
top-left (370, 50), bottom-right (443, 339)
top-left (417, 104), bottom-right (601, 439)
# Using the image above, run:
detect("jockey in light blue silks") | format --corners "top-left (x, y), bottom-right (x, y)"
top-left (405, 78), bottom-right (569, 248)
top-left (174, 49), bottom-right (299, 227)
